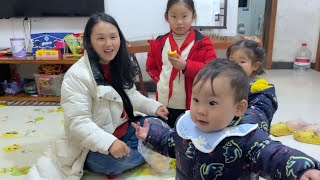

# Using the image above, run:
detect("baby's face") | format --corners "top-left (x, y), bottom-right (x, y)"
top-left (229, 49), bottom-right (257, 78)
top-left (190, 77), bottom-right (240, 132)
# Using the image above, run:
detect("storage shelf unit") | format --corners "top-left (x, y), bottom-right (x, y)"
top-left (0, 56), bottom-right (78, 102)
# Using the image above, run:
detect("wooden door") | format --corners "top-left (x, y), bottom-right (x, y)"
top-left (263, 0), bottom-right (278, 69)
top-left (315, 31), bottom-right (320, 71)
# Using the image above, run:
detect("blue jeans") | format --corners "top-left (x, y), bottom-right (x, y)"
top-left (84, 117), bottom-right (148, 175)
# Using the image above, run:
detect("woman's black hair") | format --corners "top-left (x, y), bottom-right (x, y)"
top-left (226, 40), bottom-right (266, 76)
top-left (83, 13), bottom-right (139, 121)
top-left (165, 0), bottom-right (196, 19)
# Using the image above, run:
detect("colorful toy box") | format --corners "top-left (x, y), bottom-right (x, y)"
top-left (64, 33), bottom-right (84, 57)
top-left (31, 33), bottom-right (71, 55)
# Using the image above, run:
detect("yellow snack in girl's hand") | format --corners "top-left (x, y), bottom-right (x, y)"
top-left (168, 50), bottom-right (178, 58)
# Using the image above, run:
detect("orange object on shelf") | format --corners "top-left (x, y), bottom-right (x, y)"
top-left (36, 49), bottom-right (60, 60)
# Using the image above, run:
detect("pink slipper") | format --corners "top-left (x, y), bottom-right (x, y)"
top-left (285, 118), bottom-right (312, 131)
top-left (301, 123), bottom-right (320, 134)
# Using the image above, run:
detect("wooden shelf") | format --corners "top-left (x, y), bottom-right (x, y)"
top-left (0, 93), bottom-right (60, 101)
top-left (0, 55), bottom-right (73, 101)
top-left (0, 56), bottom-right (78, 64)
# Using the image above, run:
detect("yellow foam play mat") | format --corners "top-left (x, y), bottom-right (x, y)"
top-left (0, 105), bottom-right (174, 180)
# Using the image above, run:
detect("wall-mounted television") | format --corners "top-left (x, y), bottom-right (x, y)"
top-left (0, 0), bottom-right (105, 19)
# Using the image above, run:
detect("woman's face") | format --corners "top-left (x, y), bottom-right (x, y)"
top-left (90, 21), bottom-right (121, 64)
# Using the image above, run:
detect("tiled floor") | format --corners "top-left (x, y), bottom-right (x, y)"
top-left (0, 69), bottom-right (319, 180)
top-left (263, 69), bottom-right (320, 161)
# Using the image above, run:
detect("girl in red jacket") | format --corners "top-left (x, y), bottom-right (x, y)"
top-left (146, 0), bottom-right (217, 128)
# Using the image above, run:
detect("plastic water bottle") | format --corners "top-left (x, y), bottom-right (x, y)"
top-left (293, 43), bottom-right (312, 71)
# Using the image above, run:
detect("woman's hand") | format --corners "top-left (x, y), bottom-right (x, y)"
top-left (131, 120), bottom-right (150, 142)
top-left (109, 139), bottom-right (130, 159)
top-left (168, 54), bottom-right (187, 71)
top-left (299, 169), bottom-right (320, 180)
top-left (156, 106), bottom-right (169, 120)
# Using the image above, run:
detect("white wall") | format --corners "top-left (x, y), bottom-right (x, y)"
top-left (1, 0), bottom-right (319, 79)
top-left (105, 0), bottom-right (238, 39)
top-left (0, 18), bottom-right (88, 49)
top-left (0, 0), bottom-right (238, 48)
top-left (0, 0), bottom-right (238, 80)
top-left (272, 0), bottom-right (320, 63)
top-left (105, 0), bottom-right (168, 41)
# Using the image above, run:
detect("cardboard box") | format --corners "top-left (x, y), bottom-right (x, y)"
top-left (31, 33), bottom-right (71, 55)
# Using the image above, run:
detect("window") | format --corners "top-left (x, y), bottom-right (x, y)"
top-left (238, 0), bottom-right (248, 8)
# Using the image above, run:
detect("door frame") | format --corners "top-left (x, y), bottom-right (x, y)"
top-left (263, 0), bottom-right (278, 69)
top-left (315, 31), bottom-right (320, 71)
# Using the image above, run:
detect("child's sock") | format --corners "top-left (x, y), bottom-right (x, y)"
top-left (106, 174), bottom-right (118, 179)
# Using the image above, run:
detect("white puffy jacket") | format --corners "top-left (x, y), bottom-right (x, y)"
top-left (25, 53), bottom-right (163, 180)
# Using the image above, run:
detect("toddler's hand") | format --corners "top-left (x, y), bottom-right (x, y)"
top-left (156, 106), bottom-right (169, 120)
top-left (131, 120), bottom-right (150, 141)
top-left (109, 139), bottom-right (130, 159)
top-left (299, 169), bottom-right (320, 180)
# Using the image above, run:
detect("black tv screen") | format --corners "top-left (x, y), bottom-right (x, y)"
top-left (0, 0), bottom-right (105, 18)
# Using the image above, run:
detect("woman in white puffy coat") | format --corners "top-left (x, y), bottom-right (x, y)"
top-left (25, 13), bottom-right (169, 180)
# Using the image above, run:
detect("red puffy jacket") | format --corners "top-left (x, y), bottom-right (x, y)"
top-left (146, 29), bottom-right (217, 109)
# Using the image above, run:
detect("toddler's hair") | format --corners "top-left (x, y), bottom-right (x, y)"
top-left (165, 0), bottom-right (196, 18)
top-left (193, 58), bottom-right (249, 103)
top-left (226, 40), bottom-right (266, 76)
